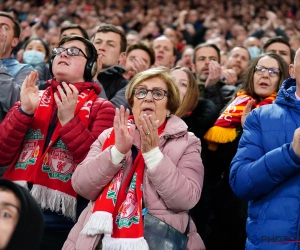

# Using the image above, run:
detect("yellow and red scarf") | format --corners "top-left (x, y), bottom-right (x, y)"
top-left (82, 116), bottom-right (166, 250)
top-left (4, 82), bottom-right (98, 220)
top-left (204, 91), bottom-right (276, 151)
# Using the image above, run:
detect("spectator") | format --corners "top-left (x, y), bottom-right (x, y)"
top-left (92, 24), bottom-right (130, 110)
top-left (290, 34), bottom-right (300, 52)
top-left (0, 35), bottom-right (115, 250)
top-left (205, 53), bottom-right (290, 250)
top-left (0, 178), bottom-right (44, 250)
top-left (230, 49), bottom-right (300, 250)
top-left (176, 45), bottom-right (195, 72)
top-left (152, 35), bottom-right (177, 69)
top-left (243, 36), bottom-right (262, 59)
top-left (125, 30), bottom-right (141, 47)
top-left (123, 41), bottom-right (155, 80)
top-left (263, 36), bottom-right (294, 65)
top-left (63, 67), bottom-right (205, 250)
top-left (193, 43), bottom-right (236, 112)
top-left (21, 37), bottom-right (52, 90)
top-left (0, 11), bottom-right (33, 123)
top-left (60, 23), bottom-right (89, 40)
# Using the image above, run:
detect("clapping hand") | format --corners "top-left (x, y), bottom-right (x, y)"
top-left (20, 71), bottom-right (39, 115)
top-left (241, 99), bottom-right (255, 128)
top-left (54, 82), bottom-right (78, 126)
top-left (139, 114), bottom-right (159, 153)
top-left (0, 27), bottom-right (7, 59)
top-left (205, 60), bottom-right (222, 87)
top-left (114, 105), bottom-right (136, 154)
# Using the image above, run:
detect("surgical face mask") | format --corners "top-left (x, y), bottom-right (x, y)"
top-left (23, 50), bottom-right (45, 66)
top-left (247, 46), bottom-right (261, 59)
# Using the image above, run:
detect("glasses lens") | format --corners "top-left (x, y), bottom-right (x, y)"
top-left (268, 68), bottom-right (280, 77)
top-left (135, 88), bottom-right (147, 99)
top-left (53, 47), bottom-right (64, 55)
top-left (152, 89), bottom-right (164, 100)
top-left (67, 47), bottom-right (80, 56)
top-left (255, 66), bottom-right (265, 74)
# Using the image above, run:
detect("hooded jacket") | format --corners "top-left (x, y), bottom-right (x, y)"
top-left (230, 77), bottom-right (300, 250)
top-left (0, 178), bottom-right (44, 250)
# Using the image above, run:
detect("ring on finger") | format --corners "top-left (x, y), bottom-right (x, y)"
top-left (146, 132), bottom-right (151, 135)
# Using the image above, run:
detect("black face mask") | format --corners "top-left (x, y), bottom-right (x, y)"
top-left (0, 178), bottom-right (44, 250)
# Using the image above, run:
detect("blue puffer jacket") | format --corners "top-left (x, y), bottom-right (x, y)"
top-left (230, 77), bottom-right (300, 250)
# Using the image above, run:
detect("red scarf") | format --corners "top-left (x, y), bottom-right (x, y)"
top-left (204, 91), bottom-right (276, 150)
top-left (82, 116), bottom-right (166, 250)
top-left (4, 82), bottom-right (98, 220)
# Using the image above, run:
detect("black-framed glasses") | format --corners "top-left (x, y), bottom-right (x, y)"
top-left (255, 65), bottom-right (280, 77)
top-left (133, 87), bottom-right (169, 100)
top-left (52, 46), bottom-right (88, 59)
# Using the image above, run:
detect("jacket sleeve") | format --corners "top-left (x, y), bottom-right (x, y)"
top-left (59, 98), bottom-right (115, 164)
top-left (0, 61), bottom-right (33, 114)
top-left (147, 134), bottom-right (204, 212)
top-left (109, 85), bottom-right (131, 112)
top-left (0, 103), bottom-right (34, 166)
top-left (71, 129), bottom-right (125, 201)
top-left (229, 110), bottom-right (300, 201)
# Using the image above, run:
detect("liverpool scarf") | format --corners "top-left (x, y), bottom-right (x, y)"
top-left (4, 82), bottom-right (98, 220)
top-left (204, 91), bottom-right (276, 151)
top-left (82, 116), bottom-right (166, 250)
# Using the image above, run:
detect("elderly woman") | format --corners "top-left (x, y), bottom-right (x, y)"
top-left (63, 67), bottom-right (205, 250)
top-left (203, 52), bottom-right (290, 250)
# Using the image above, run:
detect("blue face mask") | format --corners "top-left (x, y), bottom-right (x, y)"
top-left (247, 46), bottom-right (261, 59)
top-left (23, 50), bottom-right (45, 66)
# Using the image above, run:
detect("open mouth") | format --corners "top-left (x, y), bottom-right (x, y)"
top-left (58, 61), bottom-right (69, 65)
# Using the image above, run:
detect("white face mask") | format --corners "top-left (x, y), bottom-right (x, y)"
top-left (248, 46), bottom-right (261, 59)
top-left (23, 50), bottom-right (45, 66)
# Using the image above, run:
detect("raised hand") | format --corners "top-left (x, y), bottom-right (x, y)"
top-left (205, 60), bottom-right (222, 87)
top-left (114, 105), bottom-right (135, 154)
top-left (221, 69), bottom-right (238, 86)
top-left (292, 128), bottom-right (300, 157)
top-left (54, 82), bottom-right (78, 126)
top-left (0, 27), bottom-right (7, 59)
top-left (139, 114), bottom-right (159, 153)
top-left (93, 54), bottom-right (103, 81)
top-left (241, 99), bottom-right (255, 128)
top-left (20, 71), bottom-right (39, 115)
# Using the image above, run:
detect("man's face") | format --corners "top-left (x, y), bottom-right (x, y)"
top-left (0, 189), bottom-right (20, 250)
top-left (153, 37), bottom-right (176, 68)
top-left (194, 47), bottom-right (219, 81)
top-left (289, 49), bottom-right (300, 84)
top-left (52, 40), bottom-right (87, 83)
top-left (265, 42), bottom-right (291, 65)
top-left (60, 28), bottom-right (85, 39)
top-left (126, 33), bottom-right (140, 46)
top-left (0, 16), bottom-right (19, 58)
top-left (225, 47), bottom-right (250, 78)
top-left (125, 49), bottom-right (151, 73)
top-left (290, 38), bottom-right (300, 52)
top-left (93, 31), bottom-right (123, 70)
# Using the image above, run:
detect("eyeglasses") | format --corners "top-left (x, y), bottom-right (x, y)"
top-left (255, 65), bottom-right (280, 77)
top-left (52, 46), bottom-right (88, 59)
top-left (133, 88), bottom-right (169, 100)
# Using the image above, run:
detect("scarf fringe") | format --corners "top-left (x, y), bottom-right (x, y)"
top-left (102, 235), bottom-right (149, 250)
top-left (13, 181), bottom-right (29, 190)
top-left (204, 126), bottom-right (237, 144)
top-left (31, 184), bottom-right (76, 221)
top-left (81, 211), bottom-right (113, 235)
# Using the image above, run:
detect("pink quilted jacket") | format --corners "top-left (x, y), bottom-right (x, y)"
top-left (63, 115), bottom-right (206, 250)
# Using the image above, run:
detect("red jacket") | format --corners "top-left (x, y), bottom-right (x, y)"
top-left (0, 80), bottom-right (115, 166)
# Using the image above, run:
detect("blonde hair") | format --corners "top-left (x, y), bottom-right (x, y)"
top-left (125, 67), bottom-right (181, 114)
top-left (171, 67), bottom-right (199, 118)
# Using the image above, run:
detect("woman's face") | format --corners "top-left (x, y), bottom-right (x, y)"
top-left (170, 69), bottom-right (189, 102)
top-left (132, 77), bottom-right (170, 128)
top-left (0, 189), bottom-right (20, 250)
top-left (253, 56), bottom-right (280, 99)
top-left (25, 40), bottom-right (47, 62)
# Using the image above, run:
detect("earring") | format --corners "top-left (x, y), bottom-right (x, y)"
top-left (166, 113), bottom-right (170, 118)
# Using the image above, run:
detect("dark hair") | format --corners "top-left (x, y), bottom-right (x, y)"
top-left (193, 43), bottom-right (220, 64)
top-left (263, 36), bottom-right (293, 63)
top-left (126, 41), bottom-right (155, 66)
top-left (0, 11), bottom-right (20, 38)
top-left (96, 24), bottom-right (127, 53)
top-left (23, 38), bottom-right (50, 61)
top-left (58, 35), bottom-right (94, 58)
top-left (241, 52), bottom-right (289, 99)
top-left (60, 24), bottom-right (89, 40)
